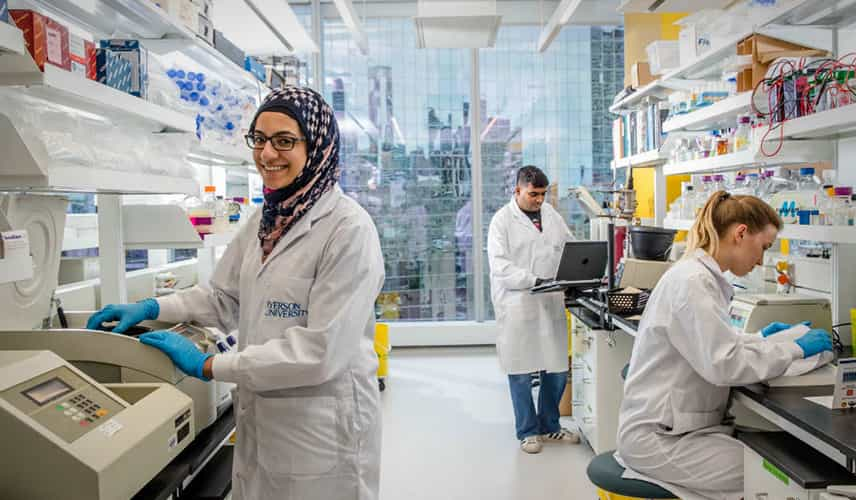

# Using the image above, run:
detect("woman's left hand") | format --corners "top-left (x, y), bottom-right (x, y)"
top-left (139, 331), bottom-right (214, 380)
top-left (761, 321), bottom-right (811, 337)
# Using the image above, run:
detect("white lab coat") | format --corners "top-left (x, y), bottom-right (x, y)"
top-left (157, 186), bottom-right (385, 500)
top-left (615, 249), bottom-right (803, 500)
top-left (487, 199), bottom-right (574, 375)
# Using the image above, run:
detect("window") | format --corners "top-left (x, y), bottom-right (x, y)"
top-left (322, 18), bottom-right (624, 322)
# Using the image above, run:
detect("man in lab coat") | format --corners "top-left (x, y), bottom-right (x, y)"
top-left (487, 165), bottom-right (580, 454)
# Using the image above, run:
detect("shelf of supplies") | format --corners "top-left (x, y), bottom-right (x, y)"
top-left (0, 20), bottom-right (26, 56)
top-left (774, 104), bottom-right (856, 141)
top-left (14, 0), bottom-right (263, 92)
top-left (188, 142), bottom-right (254, 168)
top-left (765, 0), bottom-right (856, 29)
top-left (662, 140), bottom-right (833, 176)
top-left (610, 0), bottom-right (825, 113)
top-left (611, 150), bottom-right (668, 170)
top-left (664, 218), bottom-right (856, 244)
top-left (0, 59), bottom-right (195, 133)
top-left (663, 92), bottom-right (752, 133)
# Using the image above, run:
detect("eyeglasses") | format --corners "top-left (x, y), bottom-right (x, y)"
top-left (245, 133), bottom-right (306, 152)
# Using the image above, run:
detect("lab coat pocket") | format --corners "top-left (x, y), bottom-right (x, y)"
top-left (255, 396), bottom-right (342, 475)
top-left (665, 387), bottom-right (726, 435)
top-left (258, 277), bottom-right (314, 340)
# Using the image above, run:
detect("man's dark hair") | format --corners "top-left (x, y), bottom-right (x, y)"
top-left (516, 165), bottom-right (549, 188)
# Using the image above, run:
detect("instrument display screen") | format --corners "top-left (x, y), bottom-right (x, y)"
top-left (22, 377), bottom-right (72, 406)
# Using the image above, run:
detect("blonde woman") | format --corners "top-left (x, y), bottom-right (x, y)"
top-left (615, 191), bottom-right (833, 500)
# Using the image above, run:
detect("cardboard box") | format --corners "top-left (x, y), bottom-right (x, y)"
top-left (630, 61), bottom-right (653, 88)
top-left (214, 29), bottom-right (245, 68)
top-left (86, 43), bottom-right (97, 80)
top-left (11, 10), bottom-right (71, 71)
top-left (70, 35), bottom-right (94, 79)
top-left (244, 56), bottom-right (265, 82)
top-left (198, 0), bottom-right (213, 19)
top-left (197, 13), bottom-right (213, 45)
top-left (151, 0), bottom-right (199, 32)
top-left (95, 48), bottom-right (132, 94)
top-left (736, 34), bottom-right (828, 93)
top-left (100, 39), bottom-right (148, 98)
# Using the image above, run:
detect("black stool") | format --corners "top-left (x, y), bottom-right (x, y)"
top-left (587, 451), bottom-right (677, 499)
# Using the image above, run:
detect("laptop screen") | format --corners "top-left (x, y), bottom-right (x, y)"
top-left (554, 241), bottom-right (608, 282)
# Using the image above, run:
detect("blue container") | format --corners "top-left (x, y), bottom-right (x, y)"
top-left (100, 39), bottom-right (148, 98)
top-left (95, 49), bottom-right (132, 94)
top-left (0, 0), bottom-right (9, 23)
top-left (797, 210), bottom-right (811, 225)
top-left (244, 56), bottom-right (266, 82)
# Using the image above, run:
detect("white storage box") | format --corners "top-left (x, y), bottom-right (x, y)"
top-left (646, 40), bottom-right (680, 75)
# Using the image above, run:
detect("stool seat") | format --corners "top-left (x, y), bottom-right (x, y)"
top-left (587, 451), bottom-right (676, 499)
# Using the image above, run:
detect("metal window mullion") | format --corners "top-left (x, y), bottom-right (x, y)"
top-left (471, 48), bottom-right (485, 322)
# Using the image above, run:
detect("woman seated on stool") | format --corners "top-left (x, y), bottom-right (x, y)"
top-left (615, 190), bottom-right (833, 500)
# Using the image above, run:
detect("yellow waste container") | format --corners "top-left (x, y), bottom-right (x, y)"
top-left (375, 323), bottom-right (390, 391)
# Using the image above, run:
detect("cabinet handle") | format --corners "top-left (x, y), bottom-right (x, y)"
top-left (583, 378), bottom-right (594, 384)
top-left (754, 494), bottom-right (768, 500)
top-left (572, 401), bottom-right (584, 406)
top-left (583, 417), bottom-right (594, 424)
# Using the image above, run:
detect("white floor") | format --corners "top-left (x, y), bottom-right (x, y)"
top-left (379, 346), bottom-right (598, 500)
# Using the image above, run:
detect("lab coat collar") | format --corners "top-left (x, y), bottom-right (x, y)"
top-left (693, 248), bottom-right (734, 302)
top-left (257, 185), bottom-right (343, 275)
top-left (508, 197), bottom-right (542, 234)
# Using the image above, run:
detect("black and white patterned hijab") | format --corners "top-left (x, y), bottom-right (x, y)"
top-left (250, 86), bottom-right (341, 260)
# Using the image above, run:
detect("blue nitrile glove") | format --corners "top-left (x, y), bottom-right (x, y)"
top-left (794, 329), bottom-right (833, 358)
top-left (761, 321), bottom-right (812, 337)
top-left (86, 299), bottom-right (160, 333)
top-left (138, 331), bottom-right (214, 380)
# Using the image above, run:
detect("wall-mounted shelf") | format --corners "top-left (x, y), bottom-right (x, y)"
top-left (0, 57), bottom-right (195, 133)
top-left (122, 205), bottom-right (240, 250)
top-left (188, 142), bottom-right (254, 168)
top-left (663, 92), bottom-right (752, 133)
top-left (773, 104), bottom-right (856, 141)
top-left (611, 149), bottom-right (668, 170)
top-left (662, 139), bottom-right (832, 176)
top-left (0, 20), bottom-right (26, 56)
top-left (610, 0), bottom-right (828, 114)
top-left (14, 0), bottom-right (265, 93)
top-left (664, 218), bottom-right (856, 244)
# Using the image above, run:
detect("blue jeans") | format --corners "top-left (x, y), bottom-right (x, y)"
top-left (508, 371), bottom-right (567, 440)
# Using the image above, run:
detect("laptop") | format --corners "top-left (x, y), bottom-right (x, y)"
top-left (530, 241), bottom-right (608, 293)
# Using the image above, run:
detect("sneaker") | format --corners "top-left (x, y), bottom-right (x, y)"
top-left (541, 428), bottom-right (581, 444)
top-left (520, 436), bottom-right (543, 454)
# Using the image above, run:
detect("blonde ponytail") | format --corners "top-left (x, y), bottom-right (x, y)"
top-left (685, 190), bottom-right (782, 257)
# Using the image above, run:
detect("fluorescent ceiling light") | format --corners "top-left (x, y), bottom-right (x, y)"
top-left (537, 0), bottom-right (622, 53)
top-left (414, 0), bottom-right (502, 49)
top-left (331, 0), bottom-right (369, 55)
top-left (213, 0), bottom-right (319, 56)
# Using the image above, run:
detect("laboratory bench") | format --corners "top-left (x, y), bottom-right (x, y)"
top-left (133, 401), bottom-right (235, 500)
top-left (583, 303), bottom-right (856, 479)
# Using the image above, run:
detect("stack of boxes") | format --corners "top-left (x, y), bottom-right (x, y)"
top-left (99, 39), bottom-right (148, 98)
top-left (94, 48), bottom-right (132, 94)
top-left (10, 10), bottom-right (71, 72)
top-left (150, 0), bottom-right (214, 45)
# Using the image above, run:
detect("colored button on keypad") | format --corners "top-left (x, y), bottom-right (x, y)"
top-left (95, 409), bottom-right (108, 417)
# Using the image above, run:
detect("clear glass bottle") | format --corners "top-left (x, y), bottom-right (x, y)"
top-left (712, 174), bottom-right (728, 193)
top-left (715, 131), bottom-right (729, 156)
top-left (733, 115), bottom-right (752, 152)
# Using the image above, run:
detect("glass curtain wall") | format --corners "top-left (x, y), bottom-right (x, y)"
top-left (479, 25), bottom-right (624, 319)
top-left (323, 18), bottom-right (473, 322)
top-left (318, 17), bottom-right (623, 323)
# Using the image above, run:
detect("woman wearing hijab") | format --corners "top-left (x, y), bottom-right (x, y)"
top-left (87, 87), bottom-right (385, 500)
